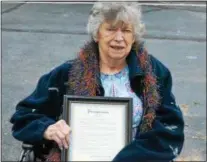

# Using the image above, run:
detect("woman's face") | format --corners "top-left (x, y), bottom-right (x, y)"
top-left (97, 21), bottom-right (135, 61)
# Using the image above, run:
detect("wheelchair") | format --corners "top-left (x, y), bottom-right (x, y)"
top-left (19, 142), bottom-right (34, 162)
top-left (18, 142), bottom-right (47, 162)
top-left (18, 141), bottom-right (61, 162)
top-left (18, 87), bottom-right (61, 162)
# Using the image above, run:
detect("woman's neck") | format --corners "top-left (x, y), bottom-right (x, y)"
top-left (100, 58), bottom-right (127, 75)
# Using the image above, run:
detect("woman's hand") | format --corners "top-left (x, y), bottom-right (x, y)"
top-left (43, 119), bottom-right (71, 149)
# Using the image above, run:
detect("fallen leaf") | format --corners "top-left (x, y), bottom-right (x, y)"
top-left (179, 104), bottom-right (189, 116)
top-left (193, 101), bottom-right (201, 106)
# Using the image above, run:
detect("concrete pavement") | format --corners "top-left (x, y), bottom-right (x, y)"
top-left (1, 2), bottom-right (206, 161)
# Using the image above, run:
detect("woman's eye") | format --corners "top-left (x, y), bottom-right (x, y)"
top-left (123, 29), bottom-right (131, 32)
top-left (107, 28), bottom-right (116, 31)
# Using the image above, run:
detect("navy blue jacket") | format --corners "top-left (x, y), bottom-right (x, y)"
top-left (10, 51), bottom-right (184, 161)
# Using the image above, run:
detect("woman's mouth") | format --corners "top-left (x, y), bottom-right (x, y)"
top-left (110, 45), bottom-right (125, 50)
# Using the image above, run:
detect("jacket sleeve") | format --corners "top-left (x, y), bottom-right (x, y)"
top-left (10, 63), bottom-right (69, 143)
top-left (113, 70), bottom-right (185, 162)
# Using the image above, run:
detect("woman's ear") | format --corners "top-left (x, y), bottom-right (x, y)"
top-left (131, 41), bottom-right (139, 51)
top-left (94, 32), bottom-right (99, 43)
top-left (132, 35), bottom-right (136, 44)
top-left (94, 37), bottom-right (98, 43)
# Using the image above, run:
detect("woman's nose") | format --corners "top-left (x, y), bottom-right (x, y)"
top-left (114, 29), bottom-right (124, 41)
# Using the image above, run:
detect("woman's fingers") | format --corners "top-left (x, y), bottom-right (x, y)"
top-left (59, 120), bottom-right (72, 146)
top-left (63, 124), bottom-right (71, 146)
top-left (56, 130), bottom-right (68, 149)
top-left (52, 135), bottom-right (63, 149)
top-left (65, 130), bottom-right (70, 146)
top-left (43, 119), bottom-right (72, 149)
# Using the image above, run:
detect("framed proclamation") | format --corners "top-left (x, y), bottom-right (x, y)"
top-left (61, 95), bottom-right (133, 161)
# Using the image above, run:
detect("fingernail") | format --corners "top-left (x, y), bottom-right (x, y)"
top-left (59, 146), bottom-right (63, 150)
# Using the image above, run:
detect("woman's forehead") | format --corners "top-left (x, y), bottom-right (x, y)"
top-left (104, 20), bottom-right (133, 28)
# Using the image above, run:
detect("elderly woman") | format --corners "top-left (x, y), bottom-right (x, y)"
top-left (10, 1), bottom-right (184, 162)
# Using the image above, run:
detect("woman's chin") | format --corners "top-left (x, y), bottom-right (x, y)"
top-left (108, 53), bottom-right (127, 60)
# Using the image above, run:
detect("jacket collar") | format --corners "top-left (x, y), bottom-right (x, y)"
top-left (68, 40), bottom-right (146, 96)
top-left (126, 49), bottom-right (145, 79)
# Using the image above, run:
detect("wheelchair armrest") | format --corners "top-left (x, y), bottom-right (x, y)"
top-left (22, 142), bottom-right (34, 150)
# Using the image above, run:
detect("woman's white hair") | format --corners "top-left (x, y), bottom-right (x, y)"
top-left (87, 1), bottom-right (146, 42)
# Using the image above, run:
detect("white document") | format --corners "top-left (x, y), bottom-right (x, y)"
top-left (68, 102), bottom-right (127, 161)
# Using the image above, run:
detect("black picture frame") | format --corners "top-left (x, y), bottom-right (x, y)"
top-left (61, 95), bottom-right (133, 161)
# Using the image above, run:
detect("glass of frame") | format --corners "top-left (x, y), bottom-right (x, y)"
top-left (61, 95), bottom-right (133, 161)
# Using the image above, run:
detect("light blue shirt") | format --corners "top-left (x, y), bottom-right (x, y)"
top-left (100, 66), bottom-right (143, 138)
